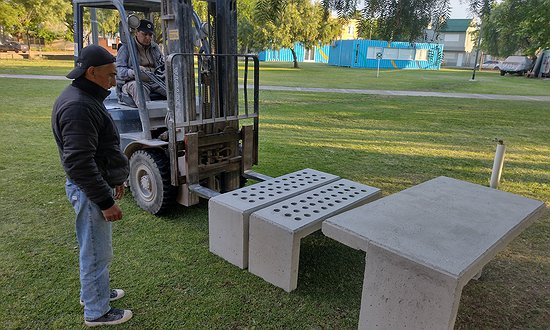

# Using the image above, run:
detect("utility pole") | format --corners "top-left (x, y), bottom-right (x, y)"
top-left (91, 8), bottom-right (99, 45)
top-left (470, 23), bottom-right (482, 81)
top-left (471, 0), bottom-right (492, 81)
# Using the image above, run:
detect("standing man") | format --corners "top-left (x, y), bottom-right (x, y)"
top-left (52, 44), bottom-right (132, 327)
top-left (117, 19), bottom-right (165, 107)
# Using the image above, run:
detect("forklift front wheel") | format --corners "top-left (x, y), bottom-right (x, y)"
top-left (128, 149), bottom-right (176, 215)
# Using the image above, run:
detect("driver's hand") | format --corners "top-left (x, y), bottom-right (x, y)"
top-left (140, 72), bottom-right (151, 82)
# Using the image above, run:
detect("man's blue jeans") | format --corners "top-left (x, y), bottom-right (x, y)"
top-left (65, 179), bottom-right (112, 321)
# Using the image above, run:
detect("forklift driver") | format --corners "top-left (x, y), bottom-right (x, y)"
top-left (116, 19), bottom-right (165, 108)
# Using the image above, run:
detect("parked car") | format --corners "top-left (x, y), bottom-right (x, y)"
top-left (0, 41), bottom-right (29, 53)
top-left (499, 56), bottom-right (533, 76)
top-left (476, 60), bottom-right (502, 70)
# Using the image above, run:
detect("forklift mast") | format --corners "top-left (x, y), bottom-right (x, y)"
top-left (71, 0), bottom-right (261, 214)
top-left (161, 0), bottom-right (259, 205)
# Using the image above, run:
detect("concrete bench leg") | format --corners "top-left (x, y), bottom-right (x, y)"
top-left (209, 204), bottom-right (251, 269)
top-left (248, 179), bottom-right (381, 292)
top-left (248, 217), bottom-right (301, 292)
top-left (209, 169), bottom-right (339, 269)
top-left (359, 244), bottom-right (463, 330)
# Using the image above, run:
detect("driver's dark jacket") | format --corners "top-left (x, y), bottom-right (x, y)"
top-left (116, 38), bottom-right (163, 82)
top-left (52, 77), bottom-right (129, 210)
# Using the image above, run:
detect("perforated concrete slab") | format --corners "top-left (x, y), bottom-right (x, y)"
top-left (248, 179), bottom-right (381, 291)
top-left (209, 169), bottom-right (340, 269)
top-left (322, 176), bottom-right (546, 329)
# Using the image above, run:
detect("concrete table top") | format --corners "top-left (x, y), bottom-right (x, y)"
top-left (323, 176), bottom-right (546, 279)
top-left (322, 176), bottom-right (546, 329)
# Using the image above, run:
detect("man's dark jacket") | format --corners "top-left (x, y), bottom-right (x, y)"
top-left (52, 77), bottom-right (129, 210)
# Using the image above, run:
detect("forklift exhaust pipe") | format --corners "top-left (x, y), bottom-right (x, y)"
top-left (490, 139), bottom-right (506, 189)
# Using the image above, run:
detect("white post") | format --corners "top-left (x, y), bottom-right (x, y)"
top-left (490, 139), bottom-right (506, 189)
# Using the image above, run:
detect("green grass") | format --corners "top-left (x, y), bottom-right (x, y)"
top-left (1, 58), bottom-right (549, 95)
top-left (257, 62), bottom-right (550, 96)
top-left (0, 58), bottom-right (74, 75)
top-left (0, 62), bottom-right (549, 329)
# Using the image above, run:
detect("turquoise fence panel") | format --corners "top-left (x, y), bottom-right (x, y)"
top-left (335, 40), bottom-right (355, 67)
top-left (328, 41), bottom-right (341, 66)
top-left (259, 42), bottom-right (331, 63)
top-left (258, 47), bottom-right (296, 62)
top-left (257, 40), bottom-right (442, 69)
top-left (315, 44), bottom-right (330, 63)
top-left (259, 51), bottom-right (266, 61)
top-left (294, 43), bottom-right (305, 61)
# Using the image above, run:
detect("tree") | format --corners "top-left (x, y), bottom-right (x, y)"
top-left (0, 0), bottom-right (71, 49)
top-left (0, 2), bottom-right (25, 40)
top-left (360, 0), bottom-right (450, 42)
top-left (255, 0), bottom-right (340, 68)
top-left (481, 0), bottom-right (550, 57)
top-left (237, 0), bottom-right (258, 53)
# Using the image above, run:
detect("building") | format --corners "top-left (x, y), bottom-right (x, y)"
top-left (259, 39), bottom-right (444, 70)
top-left (423, 19), bottom-right (477, 67)
top-left (328, 39), bottom-right (444, 70)
top-left (340, 19), bottom-right (358, 40)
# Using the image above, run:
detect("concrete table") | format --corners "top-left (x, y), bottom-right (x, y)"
top-left (322, 176), bottom-right (546, 330)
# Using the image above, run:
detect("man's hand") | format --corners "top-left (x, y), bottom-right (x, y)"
top-left (114, 185), bottom-right (125, 200)
top-left (102, 204), bottom-right (123, 222)
top-left (138, 66), bottom-right (151, 82)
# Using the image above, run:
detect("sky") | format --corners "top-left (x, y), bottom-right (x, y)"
top-left (449, 0), bottom-right (473, 18)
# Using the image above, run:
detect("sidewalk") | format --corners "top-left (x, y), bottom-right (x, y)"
top-left (1, 73), bottom-right (549, 102)
top-left (260, 85), bottom-right (550, 102)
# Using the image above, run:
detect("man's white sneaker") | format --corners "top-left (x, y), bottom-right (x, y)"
top-left (80, 289), bottom-right (125, 306)
top-left (84, 308), bottom-right (132, 327)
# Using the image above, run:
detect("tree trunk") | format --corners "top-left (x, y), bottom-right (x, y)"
top-left (290, 48), bottom-right (299, 68)
top-left (25, 29), bottom-right (31, 55)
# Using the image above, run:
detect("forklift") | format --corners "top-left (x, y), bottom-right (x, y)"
top-left (72, 0), bottom-right (269, 214)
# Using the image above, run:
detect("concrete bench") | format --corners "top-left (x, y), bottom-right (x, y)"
top-left (209, 169), bottom-right (340, 269)
top-left (248, 179), bottom-right (381, 292)
top-left (322, 176), bottom-right (546, 330)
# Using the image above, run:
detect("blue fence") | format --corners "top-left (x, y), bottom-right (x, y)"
top-left (328, 39), bottom-right (444, 70)
top-left (258, 43), bottom-right (331, 63)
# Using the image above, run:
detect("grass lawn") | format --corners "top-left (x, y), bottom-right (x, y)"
top-left (0, 60), bottom-right (549, 329)
top-left (1, 58), bottom-right (549, 96)
top-left (257, 62), bottom-right (550, 96)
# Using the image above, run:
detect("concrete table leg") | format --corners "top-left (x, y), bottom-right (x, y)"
top-left (359, 244), bottom-right (463, 330)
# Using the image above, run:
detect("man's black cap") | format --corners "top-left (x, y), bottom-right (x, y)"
top-left (137, 19), bottom-right (154, 34)
top-left (66, 44), bottom-right (116, 79)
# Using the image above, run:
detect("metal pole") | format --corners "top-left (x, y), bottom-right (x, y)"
top-left (470, 23), bottom-right (482, 81)
top-left (90, 9), bottom-right (99, 45)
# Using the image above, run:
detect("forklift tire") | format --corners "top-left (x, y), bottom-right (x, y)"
top-left (128, 149), bottom-right (176, 215)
